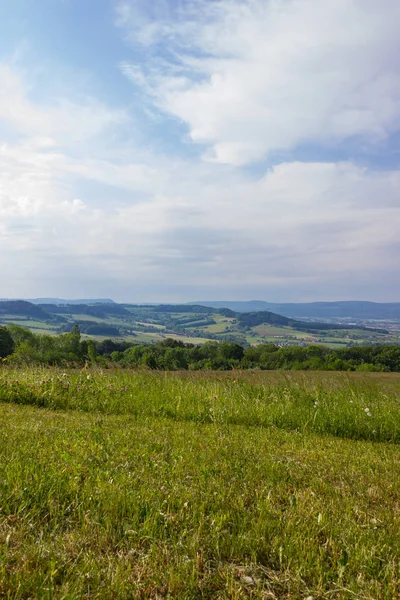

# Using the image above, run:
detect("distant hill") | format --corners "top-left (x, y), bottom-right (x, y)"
top-left (191, 301), bottom-right (400, 320)
top-left (29, 298), bottom-right (115, 305)
top-left (0, 300), bottom-right (54, 321)
top-left (39, 303), bottom-right (130, 318)
top-left (236, 311), bottom-right (365, 332)
top-left (238, 311), bottom-right (294, 327)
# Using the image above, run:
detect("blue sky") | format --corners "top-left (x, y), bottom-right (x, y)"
top-left (0, 0), bottom-right (399, 302)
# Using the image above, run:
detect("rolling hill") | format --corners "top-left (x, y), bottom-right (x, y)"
top-left (0, 300), bottom-right (59, 321)
top-left (0, 300), bottom-right (398, 348)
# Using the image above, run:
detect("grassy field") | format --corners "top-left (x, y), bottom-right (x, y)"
top-left (0, 369), bottom-right (399, 599)
top-left (252, 326), bottom-right (314, 339)
top-left (0, 319), bottom-right (57, 331)
top-left (135, 322), bottom-right (167, 330)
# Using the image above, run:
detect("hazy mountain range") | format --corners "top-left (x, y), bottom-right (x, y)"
top-left (1, 298), bottom-right (399, 320)
top-left (0, 298), bottom-right (116, 306)
top-left (191, 301), bottom-right (400, 320)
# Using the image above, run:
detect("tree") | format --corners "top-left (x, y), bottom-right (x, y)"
top-left (87, 340), bottom-right (97, 365)
top-left (219, 342), bottom-right (244, 361)
top-left (7, 324), bottom-right (37, 348)
top-left (59, 323), bottom-right (82, 358)
top-left (0, 326), bottom-right (14, 358)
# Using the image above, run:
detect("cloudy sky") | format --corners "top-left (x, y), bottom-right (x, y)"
top-left (1, 0), bottom-right (399, 302)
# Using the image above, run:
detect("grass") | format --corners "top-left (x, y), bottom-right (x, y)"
top-left (320, 342), bottom-right (351, 349)
top-left (70, 316), bottom-right (133, 328)
top-left (249, 326), bottom-right (318, 344)
top-left (67, 315), bottom-right (109, 323)
top-left (252, 326), bottom-right (294, 337)
top-left (0, 319), bottom-right (57, 331)
top-left (135, 322), bottom-right (166, 330)
top-left (0, 368), bottom-right (399, 598)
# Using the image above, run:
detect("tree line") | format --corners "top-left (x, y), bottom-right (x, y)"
top-left (1, 324), bottom-right (399, 372)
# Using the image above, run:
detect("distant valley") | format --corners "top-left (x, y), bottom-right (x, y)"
top-left (0, 299), bottom-right (399, 348)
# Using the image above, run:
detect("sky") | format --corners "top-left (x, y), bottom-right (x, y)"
top-left (0, 0), bottom-right (399, 303)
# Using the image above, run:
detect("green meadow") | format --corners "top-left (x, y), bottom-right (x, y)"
top-left (0, 368), bottom-right (399, 599)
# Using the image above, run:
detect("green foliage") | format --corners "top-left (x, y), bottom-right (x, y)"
top-left (116, 339), bottom-right (400, 372)
top-left (2, 325), bottom-right (400, 371)
top-left (87, 340), bottom-right (97, 365)
top-left (95, 339), bottom-right (131, 355)
top-left (8, 324), bottom-right (37, 346)
top-left (0, 326), bottom-right (14, 358)
top-left (219, 341), bottom-right (244, 361)
top-left (5, 324), bottom-right (86, 365)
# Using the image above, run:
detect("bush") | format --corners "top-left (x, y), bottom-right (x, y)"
top-left (0, 326), bottom-right (15, 358)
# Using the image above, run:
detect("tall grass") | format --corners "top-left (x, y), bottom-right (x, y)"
top-left (0, 367), bottom-right (399, 443)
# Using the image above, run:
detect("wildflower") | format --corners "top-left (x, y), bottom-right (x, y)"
top-left (364, 407), bottom-right (371, 416)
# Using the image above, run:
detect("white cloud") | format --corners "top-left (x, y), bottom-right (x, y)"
top-left (0, 63), bottom-right (128, 146)
top-left (0, 43), bottom-right (399, 301)
top-left (1, 117), bottom-right (399, 298)
top-left (119, 0), bottom-right (400, 165)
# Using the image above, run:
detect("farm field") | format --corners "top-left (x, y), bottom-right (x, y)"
top-left (0, 318), bottom-right (56, 331)
top-left (0, 368), bottom-right (399, 599)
